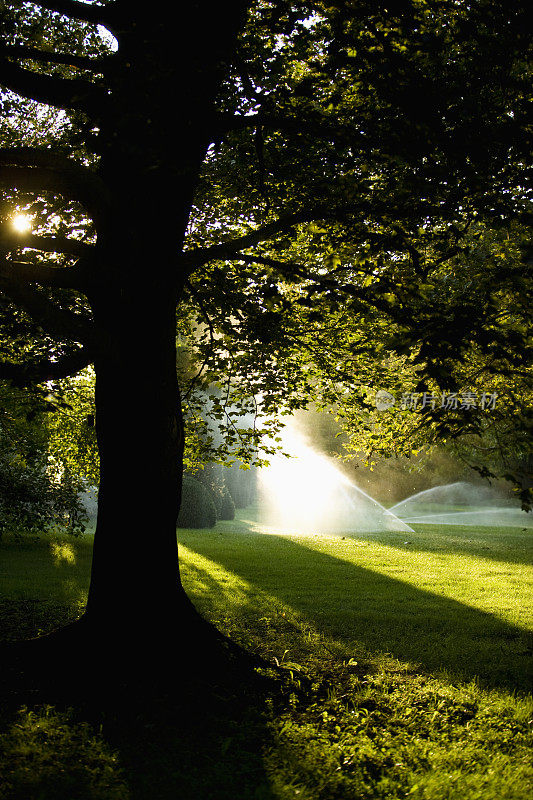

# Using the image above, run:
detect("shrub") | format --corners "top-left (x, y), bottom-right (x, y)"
top-left (0, 385), bottom-right (88, 539)
top-left (196, 464), bottom-right (236, 521)
top-left (0, 441), bottom-right (87, 539)
top-left (177, 475), bottom-right (217, 529)
top-left (217, 487), bottom-right (236, 521)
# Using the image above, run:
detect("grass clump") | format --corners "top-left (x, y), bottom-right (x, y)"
top-left (0, 706), bottom-right (129, 800)
top-left (264, 663), bottom-right (533, 800)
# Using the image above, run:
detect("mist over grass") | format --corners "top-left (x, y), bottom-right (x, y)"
top-left (256, 413), bottom-right (528, 536)
top-left (257, 421), bottom-right (413, 534)
top-left (387, 482), bottom-right (533, 527)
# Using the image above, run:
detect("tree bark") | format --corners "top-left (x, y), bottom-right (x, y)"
top-left (76, 3), bottom-right (253, 665)
top-left (86, 285), bottom-right (187, 640)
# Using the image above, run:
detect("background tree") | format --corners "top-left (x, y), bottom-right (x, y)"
top-left (0, 0), bottom-right (531, 674)
top-left (0, 381), bottom-right (87, 539)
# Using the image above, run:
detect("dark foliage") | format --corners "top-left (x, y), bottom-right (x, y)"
top-left (177, 475), bottom-right (217, 529)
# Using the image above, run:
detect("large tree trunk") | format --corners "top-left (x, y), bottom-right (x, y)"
top-left (81, 172), bottom-right (211, 665)
top-left (78, 4), bottom-right (252, 667)
top-left (86, 285), bottom-right (187, 639)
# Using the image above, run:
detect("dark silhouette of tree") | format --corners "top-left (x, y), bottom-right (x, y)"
top-left (0, 0), bottom-right (530, 673)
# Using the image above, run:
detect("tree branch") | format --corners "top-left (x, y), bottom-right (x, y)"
top-left (213, 111), bottom-right (357, 144)
top-left (0, 276), bottom-right (93, 343)
top-left (0, 165), bottom-right (105, 222)
top-left (183, 211), bottom-right (314, 270)
top-left (0, 147), bottom-right (93, 171)
top-left (0, 58), bottom-right (105, 113)
top-left (31, 0), bottom-right (114, 27)
top-left (0, 348), bottom-right (92, 386)
top-left (214, 112), bottom-right (306, 134)
top-left (230, 252), bottom-right (309, 280)
top-left (0, 43), bottom-right (107, 72)
top-left (0, 231), bottom-right (95, 258)
top-left (182, 202), bottom-right (368, 271)
top-left (0, 256), bottom-right (93, 289)
top-left (0, 149), bottom-right (109, 224)
top-left (221, 252), bottom-right (406, 321)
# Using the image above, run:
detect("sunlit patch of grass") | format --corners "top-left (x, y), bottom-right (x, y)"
top-left (179, 545), bottom-right (257, 608)
top-left (299, 530), bottom-right (532, 629)
top-left (179, 521), bottom-right (533, 692)
top-left (0, 533), bottom-right (91, 608)
top-left (50, 541), bottom-right (77, 565)
top-left (0, 533), bottom-right (91, 642)
top-left (177, 522), bottom-right (533, 799)
top-left (0, 706), bottom-right (129, 800)
top-left (265, 670), bottom-right (533, 800)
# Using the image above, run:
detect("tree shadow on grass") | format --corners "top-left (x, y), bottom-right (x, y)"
top-left (0, 668), bottom-right (277, 800)
top-left (100, 679), bottom-right (276, 800)
top-left (180, 531), bottom-right (533, 694)
top-left (363, 525), bottom-right (533, 568)
top-left (1, 527), bottom-right (530, 799)
top-left (0, 641), bottom-right (277, 800)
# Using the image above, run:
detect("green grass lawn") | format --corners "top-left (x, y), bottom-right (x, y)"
top-left (179, 517), bottom-right (532, 692)
top-left (0, 517), bottom-right (532, 799)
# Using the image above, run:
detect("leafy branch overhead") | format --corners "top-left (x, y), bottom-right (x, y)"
top-left (0, 0), bottom-right (531, 488)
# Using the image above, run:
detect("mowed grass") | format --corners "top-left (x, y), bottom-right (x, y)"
top-left (0, 518), bottom-right (532, 799)
top-left (0, 535), bottom-right (91, 644)
top-left (179, 517), bottom-right (533, 691)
